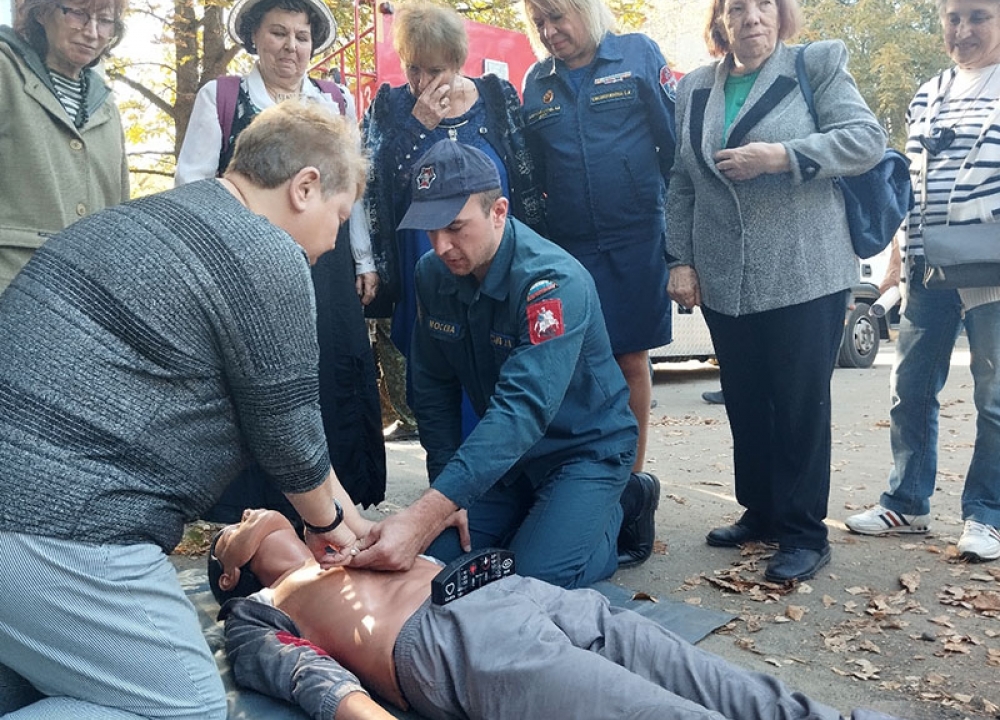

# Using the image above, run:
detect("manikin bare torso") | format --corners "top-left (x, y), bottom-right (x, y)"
top-left (270, 556), bottom-right (441, 708)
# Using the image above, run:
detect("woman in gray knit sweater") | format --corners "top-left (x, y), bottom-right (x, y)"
top-left (0, 103), bottom-right (386, 719)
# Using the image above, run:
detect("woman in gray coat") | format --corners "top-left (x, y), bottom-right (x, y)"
top-left (667, 0), bottom-right (885, 582)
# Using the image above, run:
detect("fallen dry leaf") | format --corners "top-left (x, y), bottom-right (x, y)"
top-left (785, 605), bottom-right (806, 621)
top-left (899, 571), bottom-right (920, 593)
top-left (970, 590), bottom-right (1000, 613)
top-left (858, 639), bottom-right (882, 654)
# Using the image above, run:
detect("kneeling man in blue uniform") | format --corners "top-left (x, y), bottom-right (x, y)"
top-left (353, 140), bottom-right (658, 588)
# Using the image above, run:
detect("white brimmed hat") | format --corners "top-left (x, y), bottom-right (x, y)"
top-left (227, 0), bottom-right (337, 56)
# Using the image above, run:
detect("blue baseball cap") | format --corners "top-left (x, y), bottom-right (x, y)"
top-left (397, 140), bottom-right (502, 231)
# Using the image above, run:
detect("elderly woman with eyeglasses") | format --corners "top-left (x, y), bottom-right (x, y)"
top-left (0, 0), bottom-right (129, 292)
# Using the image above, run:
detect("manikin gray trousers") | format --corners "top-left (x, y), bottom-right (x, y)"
top-left (393, 575), bottom-right (846, 720)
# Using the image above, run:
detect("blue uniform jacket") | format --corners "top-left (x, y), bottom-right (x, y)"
top-left (411, 219), bottom-right (638, 509)
top-left (522, 32), bottom-right (677, 251)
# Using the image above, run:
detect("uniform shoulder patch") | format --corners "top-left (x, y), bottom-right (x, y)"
top-left (659, 64), bottom-right (678, 102)
top-left (527, 298), bottom-right (564, 345)
top-left (526, 279), bottom-right (558, 303)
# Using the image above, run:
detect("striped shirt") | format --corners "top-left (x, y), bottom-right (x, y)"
top-left (903, 63), bottom-right (1000, 306)
top-left (49, 69), bottom-right (85, 122)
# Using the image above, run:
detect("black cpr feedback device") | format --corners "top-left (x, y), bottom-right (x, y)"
top-left (431, 549), bottom-right (515, 606)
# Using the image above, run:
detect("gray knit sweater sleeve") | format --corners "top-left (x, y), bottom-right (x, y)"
top-left (0, 180), bottom-right (330, 550)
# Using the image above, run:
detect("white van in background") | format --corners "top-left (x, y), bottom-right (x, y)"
top-left (650, 246), bottom-right (898, 369)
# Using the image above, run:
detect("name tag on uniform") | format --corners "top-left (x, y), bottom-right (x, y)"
top-left (527, 105), bottom-right (561, 124)
top-left (590, 87), bottom-right (635, 107)
top-left (490, 331), bottom-right (514, 351)
top-left (427, 317), bottom-right (461, 340)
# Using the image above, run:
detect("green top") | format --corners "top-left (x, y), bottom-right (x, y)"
top-left (723, 69), bottom-right (760, 135)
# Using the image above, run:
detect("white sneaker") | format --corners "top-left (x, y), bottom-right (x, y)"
top-left (844, 504), bottom-right (931, 535)
top-left (957, 520), bottom-right (1000, 561)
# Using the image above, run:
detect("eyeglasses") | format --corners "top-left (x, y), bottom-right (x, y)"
top-left (57, 5), bottom-right (117, 36)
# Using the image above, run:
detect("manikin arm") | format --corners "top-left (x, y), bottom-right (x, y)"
top-left (221, 598), bottom-right (394, 720)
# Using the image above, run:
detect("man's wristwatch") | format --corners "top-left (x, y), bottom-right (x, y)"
top-left (302, 500), bottom-right (344, 534)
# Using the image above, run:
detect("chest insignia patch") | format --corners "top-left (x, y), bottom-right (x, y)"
top-left (527, 298), bottom-right (564, 345)
top-left (543, 89), bottom-right (554, 104)
top-left (415, 165), bottom-right (437, 191)
top-left (594, 71), bottom-right (632, 85)
top-left (526, 279), bottom-right (558, 303)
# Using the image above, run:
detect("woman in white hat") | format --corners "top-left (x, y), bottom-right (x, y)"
top-left (176, 0), bottom-right (342, 181)
top-left (176, 0), bottom-right (388, 523)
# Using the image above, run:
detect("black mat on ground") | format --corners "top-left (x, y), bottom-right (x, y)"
top-left (179, 568), bottom-right (734, 719)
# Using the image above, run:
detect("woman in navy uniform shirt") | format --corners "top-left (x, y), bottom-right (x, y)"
top-left (521, 0), bottom-right (677, 472)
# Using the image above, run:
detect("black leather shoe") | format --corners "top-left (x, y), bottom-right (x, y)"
top-left (764, 545), bottom-right (831, 583)
top-left (617, 472), bottom-right (660, 568)
top-left (705, 523), bottom-right (774, 548)
top-left (701, 389), bottom-right (725, 405)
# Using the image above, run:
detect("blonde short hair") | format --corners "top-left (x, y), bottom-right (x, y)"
top-left (228, 101), bottom-right (367, 201)
top-left (522, 0), bottom-right (615, 59)
top-left (392, 1), bottom-right (468, 69)
top-left (704, 0), bottom-right (802, 58)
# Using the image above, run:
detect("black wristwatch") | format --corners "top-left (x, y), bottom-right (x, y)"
top-left (302, 500), bottom-right (344, 534)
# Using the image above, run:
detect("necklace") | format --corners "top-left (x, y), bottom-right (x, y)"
top-left (921, 64), bottom-right (999, 155)
top-left (439, 117), bottom-right (471, 141)
top-left (265, 82), bottom-right (302, 104)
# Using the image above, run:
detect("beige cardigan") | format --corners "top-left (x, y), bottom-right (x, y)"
top-left (0, 28), bottom-right (129, 291)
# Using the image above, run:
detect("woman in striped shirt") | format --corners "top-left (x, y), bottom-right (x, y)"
top-left (846, 0), bottom-right (1000, 562)
top-left (0, 0), bottom-right (129, 291)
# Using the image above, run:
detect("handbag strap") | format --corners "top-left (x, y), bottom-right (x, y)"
top-left (794, 45), bottom-right (819, 129)
top-left (919, 149), bottom-right (929, 224)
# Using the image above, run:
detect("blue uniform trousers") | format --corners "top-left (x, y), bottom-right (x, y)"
top-left (426, 450), bottom-right (632, 589)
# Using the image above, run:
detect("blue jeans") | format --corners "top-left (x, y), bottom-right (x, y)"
top-left (882, 262), bottom-right (1000, 528)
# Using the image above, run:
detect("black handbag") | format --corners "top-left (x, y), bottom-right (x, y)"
top-left (919, 149), bottom-right (1000, 289)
